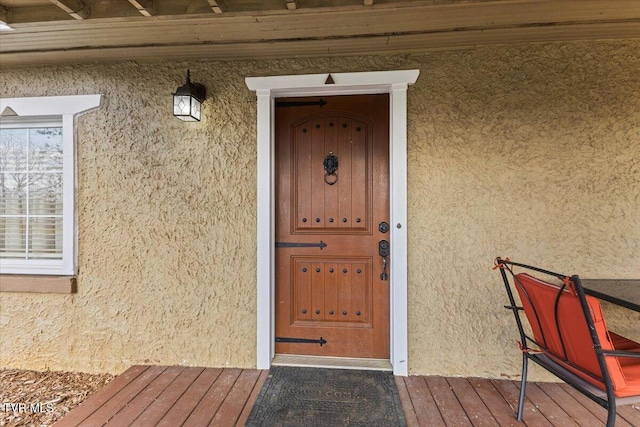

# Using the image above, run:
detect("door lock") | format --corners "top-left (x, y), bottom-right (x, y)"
top-left (379, 222), bottom-right (390, 233)
top-left (379, 240), bottom-right (389, 281)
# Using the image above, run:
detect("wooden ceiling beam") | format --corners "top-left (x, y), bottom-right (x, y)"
top-left (49, 0), bottom-right (88, 20)
top-left (2, 0), bottom-right (640, 68)
top-left (286, 0), bottom-right (297, 10)
top-left (0, 5), bottom-right (71, 24)
top-left (128, 0), bottom-right (155, 17)
top-left (206, 0), bottom-right (224, 14)
top-left (364, 0), bottom-right (373, 5)
top-left (2, 20), bottom-right (639, 69)
top-left (10, 0), bottom-right (640, 46)
top-left (0, 6), bottom-right (10, 24)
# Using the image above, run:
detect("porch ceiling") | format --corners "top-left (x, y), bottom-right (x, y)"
top-left (0, 0), bottom-right (639, 68)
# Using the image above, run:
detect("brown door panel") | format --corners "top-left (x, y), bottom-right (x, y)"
top-left (275, 94), bottom-right (390, 359)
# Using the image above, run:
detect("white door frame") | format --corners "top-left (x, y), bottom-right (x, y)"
top-left (246, 70), bottom-right (419, 376)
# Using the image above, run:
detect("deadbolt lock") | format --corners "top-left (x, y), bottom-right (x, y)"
top-left (379, 222), bottom-right (390, 233)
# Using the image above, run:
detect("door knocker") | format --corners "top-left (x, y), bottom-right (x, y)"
top-left (323, 151), bottom-right (338, 185)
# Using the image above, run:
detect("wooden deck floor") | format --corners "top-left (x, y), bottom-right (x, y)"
top-left (54, 365), bottom-right (640, 426)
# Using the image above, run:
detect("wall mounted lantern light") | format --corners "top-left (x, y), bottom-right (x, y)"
top-left (173, 70), bottom-right (206, 121)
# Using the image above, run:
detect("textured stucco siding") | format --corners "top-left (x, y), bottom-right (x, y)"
top-left (406, 42), bottom-right (640, 378)
top-left (0, 40), bottom-right (638, 378)
top-left (0, 63), bottom-right (259, 372)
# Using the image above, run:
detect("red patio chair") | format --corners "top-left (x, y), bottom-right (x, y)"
top-left (494, 257), bottom-right (640, 427)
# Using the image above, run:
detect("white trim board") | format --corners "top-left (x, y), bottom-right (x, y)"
top-left (0, 95), bottom-right (102, 275)
top-left (0, 95), bottom-right (102, 117)
top-left (246, 70), bottom-right (419, 376)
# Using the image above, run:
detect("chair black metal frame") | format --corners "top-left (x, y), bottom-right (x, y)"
top-left (494, 257), bottom-right (640, 427)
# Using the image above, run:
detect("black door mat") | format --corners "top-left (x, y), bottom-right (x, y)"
top-left (245, 366), bottom-right (407, 426)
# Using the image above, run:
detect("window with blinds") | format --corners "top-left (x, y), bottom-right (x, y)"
top-left (1, 124), bottom-right (63, 260)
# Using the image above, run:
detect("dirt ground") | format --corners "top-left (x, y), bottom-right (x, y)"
top-left (0, 369), bottom-right (114, 427)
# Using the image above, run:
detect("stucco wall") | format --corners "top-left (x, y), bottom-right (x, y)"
top-left (406, 41), bottom-right (640, 378)
top-left (1, 40), bottom-right (638, 378)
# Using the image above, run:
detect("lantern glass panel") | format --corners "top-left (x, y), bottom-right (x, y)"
top-left (191, 97), bottom-right (201, 121)
top-left (174, 95), bottom-right (191, 116)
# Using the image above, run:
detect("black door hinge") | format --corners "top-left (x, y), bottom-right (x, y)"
top-left (275, 99), bottom-right (327, 108)
top-left (275, 241), bottom-right (327, 250)
top-left (275, 337), bottom-right (327, 346)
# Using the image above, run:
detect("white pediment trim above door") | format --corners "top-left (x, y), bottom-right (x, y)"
top-left (246, 69), bottom-right (419, 376)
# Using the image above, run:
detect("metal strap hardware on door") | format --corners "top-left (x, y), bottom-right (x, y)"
top-left (275, 98), bottom-right (327, 108)
top-left (323, 151), bottom-right (338, 185)
top-left (275, 337), bottom-right (327, 346)
top-left (275, 241), bottom-right (327, 250)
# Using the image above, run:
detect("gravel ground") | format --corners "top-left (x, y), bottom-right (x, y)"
top-left (0, 369), bottom-right (114, 427)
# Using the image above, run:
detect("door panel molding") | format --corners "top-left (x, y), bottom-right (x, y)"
top-left (290, 112), bottom-right (374, 235)
top-left (290, 256), bottom-right (373, 328)
top-left (246, 69), bottom-right (419, 376)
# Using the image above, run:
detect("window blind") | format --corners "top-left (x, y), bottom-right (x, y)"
top-left (0, 126), bottom-right (63, 260)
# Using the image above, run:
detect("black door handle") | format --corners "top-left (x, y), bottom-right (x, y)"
top-left (379, 240), bottom-right (389, 280)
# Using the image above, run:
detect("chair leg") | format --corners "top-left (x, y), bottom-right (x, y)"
top-left (517, 354), bottom-right (528, 422)
top-left (605, 402), bottom-right (616, 427)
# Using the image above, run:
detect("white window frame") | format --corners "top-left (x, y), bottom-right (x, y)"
top-left (0, 95), bottom-right (102, 275)
top-left (246, 70), bottom-right (419, 376)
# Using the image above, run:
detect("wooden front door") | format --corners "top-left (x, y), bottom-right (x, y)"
top-left (275, 94), bottom-right (390, 359)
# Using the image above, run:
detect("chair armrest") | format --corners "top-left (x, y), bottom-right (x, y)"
top-left (602, 350), bottom-right (640, 358)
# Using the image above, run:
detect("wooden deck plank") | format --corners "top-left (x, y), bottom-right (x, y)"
top-left (209, 369), bottom-right (263, 426)
top-left (58, 366), bottom-right (640, 427)
top-left (106, 365), bottom-right (185, 425)
top-left (536, 382), bottom-right (605, 427)
top-left (446, 377), bottom-right (499, 426)
top-left (394, 377), bottom-right (420, 427)
top-left (403, 375), bottom-right (446, 427)
top-left (53, 365), bottom-right (148, 427)
top-left (182, 368), bottom-right (242, 426)
top-left (467, 378), bottom-right (522, 427)
top-left (77, 365), bottom-right (167, 427)
top-left (152, 367), bottom-right (216, 427)
top-left (236, 370), bottom-right (270, 426)
top-left (617, 404), bottom-right (640, 426)
top-left (426, 376), bottom-right (473, 426)
top-left (524, 383), bottom-right (580, 427)
top-left (491, 379), bottom-right (552, 427)
top-left (560, 383), bottom-right (634, 427)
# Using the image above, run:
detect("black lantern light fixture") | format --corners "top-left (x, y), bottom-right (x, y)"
top-left (173, 70), bottom-right (206, 121)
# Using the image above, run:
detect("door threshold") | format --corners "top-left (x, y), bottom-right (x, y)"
top-left (272, 354), bottom-right (392, 372)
